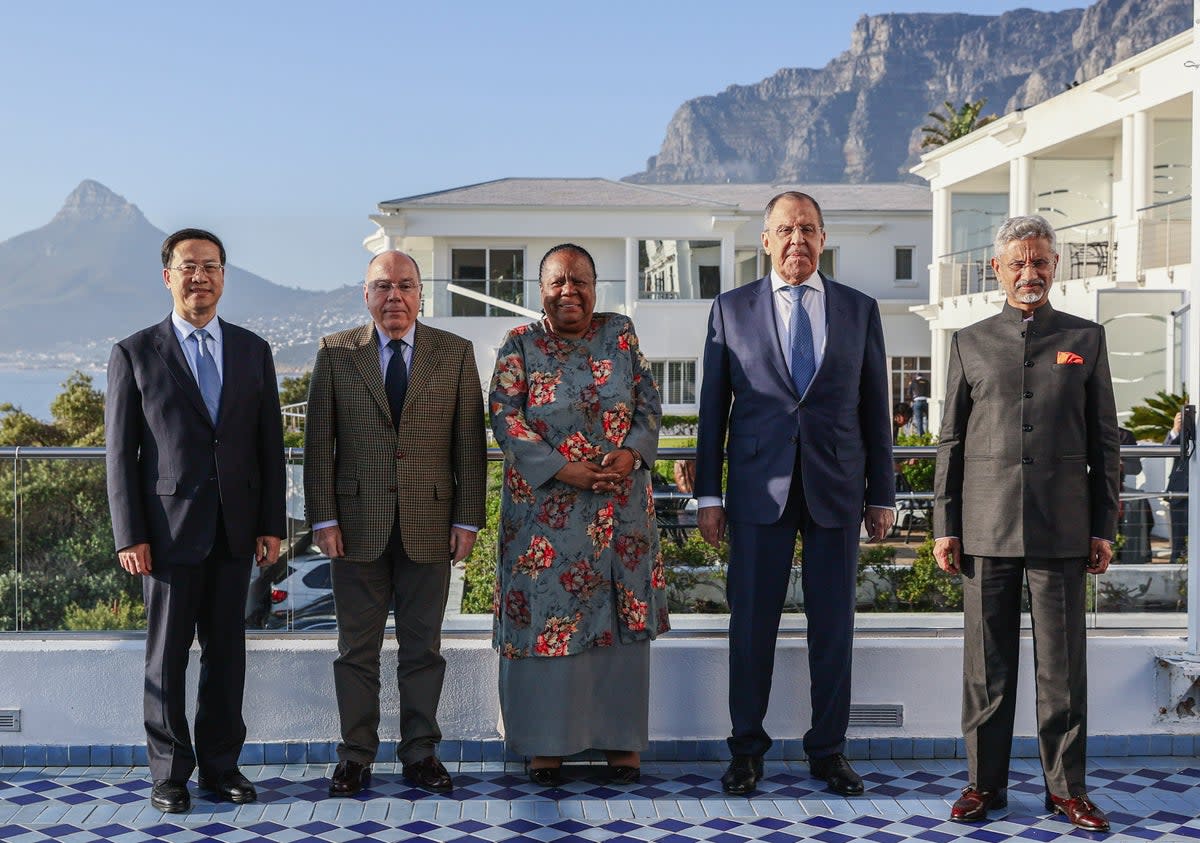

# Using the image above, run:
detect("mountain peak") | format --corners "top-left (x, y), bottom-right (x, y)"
top-left (52, 180), bottom-right (144, 224)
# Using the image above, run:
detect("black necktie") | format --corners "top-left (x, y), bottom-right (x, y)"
top-left (385, 338), bottom-right (408, 426)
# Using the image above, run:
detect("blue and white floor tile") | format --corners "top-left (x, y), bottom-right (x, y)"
top-left (2, 758), bottom-right (1198, 841)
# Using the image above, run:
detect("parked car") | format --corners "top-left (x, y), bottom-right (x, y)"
top-left (264, 551), bottom-right (333, 628)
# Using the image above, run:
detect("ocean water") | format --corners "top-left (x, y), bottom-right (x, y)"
top-left (0, 367), bottom-right (105, 420)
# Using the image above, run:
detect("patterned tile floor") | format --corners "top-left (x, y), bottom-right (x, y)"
top-left (1, 757), bottom-right (1198, 842)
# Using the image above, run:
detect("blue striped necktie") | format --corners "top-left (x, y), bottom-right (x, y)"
top-left (788, 285), bottom-right (816, 396)
top-left (192, 329), bottom-right (221, 424)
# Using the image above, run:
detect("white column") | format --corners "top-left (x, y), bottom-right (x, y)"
top-left (1131, 110), bottom-right (1152, 213)
top-left (720, 236), bottom-right (735, 295)
top-left (932, 188), bottom-right (950, 305)
top-left (1009, 156), bottom-right (1031, 217)
top-left (624, 237), bottom-right (638, 316)
top-left (1187, 3), bottom-right (1199, 653)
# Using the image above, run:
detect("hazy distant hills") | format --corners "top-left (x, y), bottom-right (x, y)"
top-left (0, 181), bottom-right (364, 372)
top-left (625, 0), bottom-right (1192, 184)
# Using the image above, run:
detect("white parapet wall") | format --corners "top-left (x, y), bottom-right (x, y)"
top-left (0, 625), bottom-right (1190, 750)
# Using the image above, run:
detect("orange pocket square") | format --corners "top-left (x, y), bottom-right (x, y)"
top-left (1057, 351), bottom-right (1084, 365)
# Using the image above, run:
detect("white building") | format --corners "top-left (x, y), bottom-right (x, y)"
top-left (365, 179), bottom-right (932, 411)
top-left (911, 30), bottom-right (1194, 429)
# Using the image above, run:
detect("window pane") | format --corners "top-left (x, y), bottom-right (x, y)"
top-left (490, 249), bottom-right (523, 280)
top-left (895, 247), bottom-right (913, 280)
top-left (452, 249), bottom-right (486, 280)
top-left (819, 249), bottom-right (836, 278)
top-left (638, 240), bottom-right (721, 299)
top-left (679, 361), bottom-right (696, 404)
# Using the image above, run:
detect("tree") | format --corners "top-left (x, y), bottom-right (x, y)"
top-left (0, 372), bottom-right (141, 630)
top-left (279, 371), bottom-right (312, 407)
top-left (920, 98), bottom-right (998, 149)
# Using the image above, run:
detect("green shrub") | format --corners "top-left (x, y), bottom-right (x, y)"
top-left (860, 539), bottom-right (962, 611)
top-left (64, 595), bottom-right (147, 630)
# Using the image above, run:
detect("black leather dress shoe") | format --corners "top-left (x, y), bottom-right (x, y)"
top-left (1046, 794), bottom-right (1110, 831)
top-left (150, 779), bottom-right (191, 813)
top-left (328, 760), bottom-right (372, 797)
top-left (198, 768), bottom-right (257, 804)
top-left (403, 755), bottom-right (453, 793)
top-left (950, 786), bottom-right (1007, 822)
top-left (529, 766), bottom-right (564, 787)
top-left (809, 753), bottom-right (865, 796)
top-left (721, 755), bottom-right (764, 795)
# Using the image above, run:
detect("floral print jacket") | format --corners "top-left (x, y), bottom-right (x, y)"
top-left (489, 313), bottom-right (670, 659)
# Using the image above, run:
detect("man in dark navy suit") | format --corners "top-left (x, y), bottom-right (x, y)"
top-left (106, 229), bottom-right (286, 813)
top-left (695, 192), bottom-right (895, 796)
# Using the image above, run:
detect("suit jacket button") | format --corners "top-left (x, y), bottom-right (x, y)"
top-left (790, 436), bottom-right (798, 444)
top-left (388, 484), bottom-right (397, 492)
top-left (1022, 457), bottom-right (1034, 464)
top-left (1023, 424), bottom-right (1033, 432)
top-left (1020, 331), bottom-right (1026, 337)
top-left (1024, 360), bottom-right (1034, 367)
top-left (396, 450), bottom-right (405, 459)
top-left (1023, 390), bottom-right (1033, 398)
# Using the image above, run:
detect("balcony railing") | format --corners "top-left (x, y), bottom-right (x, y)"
top-left (1138, 196), bottom-right (1192, 276)
top-left (416, 279), bottom-right (627, 318)
top-left (0, 445), bottom-right (1188, 635)
top-left (937, 217), bottom-right (1117, 300)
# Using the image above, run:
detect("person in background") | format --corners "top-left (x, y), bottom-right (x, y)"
top-left (105, 228), bottom-right (286, 813)
top-left (489, 243), bottom-right (668, 787)
top-left (893, 401), bottom-right (913, 443)
top-left (1165, 410), bottom-right (1192, 563)
top-left (907, 373), bottom-right (931, 435)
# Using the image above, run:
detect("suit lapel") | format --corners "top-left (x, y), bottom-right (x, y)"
top-left (405, 322), bottom-right (437, 416)
top-left (151, 316), bottom-right (212, 426)
top-left (214, 318), bottom-right (238, 432)
top-left (808, 274), bottom-right (843, 391)
top-left (351, 323), bottom-right (392, 424)
top-left (749, 277), bottom-right (795, 396)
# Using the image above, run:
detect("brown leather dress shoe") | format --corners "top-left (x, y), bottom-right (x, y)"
top-left (403, 755), bottom-right (453, 793)
top-left (1046, 794), bottom-right (1110, 831)
top-left (328, 760), bottom-right (372, 797)
top-left (950, 786), bottom-right (1007, 822)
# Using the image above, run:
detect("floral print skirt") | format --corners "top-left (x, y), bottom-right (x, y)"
top-left (498, 639), bottom-right (650, 757)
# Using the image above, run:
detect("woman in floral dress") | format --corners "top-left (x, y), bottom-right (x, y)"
top-left (489, 244), bottom-right (669, 787)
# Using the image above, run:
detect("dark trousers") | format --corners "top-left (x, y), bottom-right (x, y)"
top-left (1169, 498), bottom-right (1188, 562)
top-left (142, 524), bottom-right (251, 783)
top-left (961, 555), bottom-right (1088, 798)
top-left (726, 480), bottom-right (859, 760)
top-left (331, 523), bottom-right (451, 765)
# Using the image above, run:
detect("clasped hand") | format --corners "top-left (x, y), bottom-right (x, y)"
top-left (555, 449), bottom-right (635, 493)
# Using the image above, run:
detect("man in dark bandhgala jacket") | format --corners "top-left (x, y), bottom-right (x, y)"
top-left (933, 215), bottom-right (1120, 832)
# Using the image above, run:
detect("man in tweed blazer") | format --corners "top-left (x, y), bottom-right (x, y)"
top-left (304, 251), bottom-right (486, 796)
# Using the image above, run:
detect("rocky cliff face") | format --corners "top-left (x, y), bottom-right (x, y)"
top-left (625, 0), bottom-right (1191, 185)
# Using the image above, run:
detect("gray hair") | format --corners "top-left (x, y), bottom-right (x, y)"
top-left (993, 215), bottom-right (1056, 257)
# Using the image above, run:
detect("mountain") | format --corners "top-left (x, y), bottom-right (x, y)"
top-left (0, 181), bottom-right (362, 371)
top-left (625, 0), bottom-right (1192, 184)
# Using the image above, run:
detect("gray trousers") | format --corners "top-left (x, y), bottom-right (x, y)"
top-left (961, 555), bottom-right (1088, 798)
top-left (331, 525), bottom-right (451, 766)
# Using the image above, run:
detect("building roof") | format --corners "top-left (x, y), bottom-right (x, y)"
top-left (380, 178), bottom-right (931, 213)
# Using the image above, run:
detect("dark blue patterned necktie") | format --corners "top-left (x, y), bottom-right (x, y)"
top-left (788, 285), bottom-right (816, 396)
top-left (192, 329), bottom-right (221, 424)
top-left (385, 338), bottom-right (408, 426)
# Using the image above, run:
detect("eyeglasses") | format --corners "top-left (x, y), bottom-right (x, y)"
top-left (1005, 259), bottom-right (1054, 272)
top-left (367, 281), bottom-right (421, 295)
top-left (169, 262), bottom-right (224, 277)
top-left (771, 224), bottom-right (822, 239)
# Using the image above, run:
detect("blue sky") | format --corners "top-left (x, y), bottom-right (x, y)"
top-left (2, 0), bottom-right (1089, 290)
